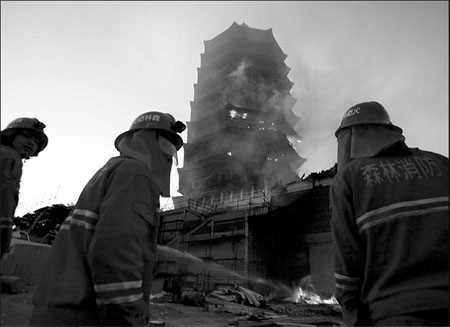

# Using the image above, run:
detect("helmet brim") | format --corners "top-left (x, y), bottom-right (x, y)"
top-left (335, 123), bottom-right (403, 137)
top-left (114, 128), bottom-right (183, 152)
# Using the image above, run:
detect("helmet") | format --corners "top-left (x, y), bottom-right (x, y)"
top-left (1, 117), bottom-right (48, 155)
top-left (335, 101), bottom-right (402, 136)
top-left (115, 111), bottom-right (186, 151)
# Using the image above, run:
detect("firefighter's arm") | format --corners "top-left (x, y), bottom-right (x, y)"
top-left (0, 153), bottom-right (21, 257)
top-left (330, 173), bottom-right (367, 326)
top-left (87, 165), bottom-right (158, 326)
top-left (0, 191), bottom-right (14, 257)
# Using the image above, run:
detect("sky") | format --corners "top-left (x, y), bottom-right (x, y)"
top-left (1, 1), bottom-right (448, 216)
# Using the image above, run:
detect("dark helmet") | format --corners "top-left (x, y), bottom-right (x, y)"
top-left (335, 101), bottom-right (402, 136)
top-left (115, 111), bottom-right (186, 151)
top-left (1, 117), bottom-right (48, 155)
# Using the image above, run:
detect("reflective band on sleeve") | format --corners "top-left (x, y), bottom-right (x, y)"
top-left (94, 280), bottom-right (143, 292)
top-left (335, 273), bottom-right (360, 291)
top-left (96, 293), bottom-right (143, 305)
top-left (94, 280), bottom-right (143, 305)
top-left (0, 217), bottom-right (13, 227)
top-left (73, 209), bottom-right (98, 218)
top-left (60, 209), bottom-right (99, 230)
top-left (334, 273), bottom-right (360, 282)
top-left (335, 283), bottom-right (359, 290)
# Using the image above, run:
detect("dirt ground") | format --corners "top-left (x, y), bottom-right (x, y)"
top-left (1, 286), bottom-right (343, 327)
top-left (0, 289), bottom-right (239, 327)
top-left (1, 285), bottom-right (36, 327)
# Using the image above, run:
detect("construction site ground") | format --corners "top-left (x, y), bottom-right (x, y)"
top-left (1, 286), bottom-right (343, 327)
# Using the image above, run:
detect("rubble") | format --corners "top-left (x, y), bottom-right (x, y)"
top-left (147, 280), bottom-right (343, 326)
top-left (180, 289), bottom-right (206, 307)
top-left (202, 284), bottom-right (343, 326)
top-left (211, 284), bottom-right (267, 308)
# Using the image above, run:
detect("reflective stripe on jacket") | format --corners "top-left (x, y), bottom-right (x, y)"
top-left (331, 148), bottom-right (449, 325)
top-left (32, 156), bottom-right (160, 326)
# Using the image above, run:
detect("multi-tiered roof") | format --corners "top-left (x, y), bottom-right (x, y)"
top-left (178, 22), bottom-right (305, 203)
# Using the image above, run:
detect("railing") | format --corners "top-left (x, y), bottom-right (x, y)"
top-left (160, 197), bottom-right (216, 216)
top-left (161, 189), bottom-right (273, 215)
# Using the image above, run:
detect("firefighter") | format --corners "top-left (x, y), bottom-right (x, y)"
top-left (331, 101), bottom-right (449, 326)
top-left (30, 111), bottom-right (186, 326)
top-left (1, 118), bottom-right (48, 258)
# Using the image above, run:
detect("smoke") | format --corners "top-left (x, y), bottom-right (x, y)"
top-left (218, 59), bottom-right (304, 187)
top-left (222, 60), bottom-right (254, 108)
top-left (222, 60), bottom-right (294, 116)
top-left (289, 65), bottom-right (337, 177)
top-left (206, 31), bottom-right (403, 182)
top-left (288, 49), bottom-right (399, 177)
top-left (283, 5), bottom-right (448, 177)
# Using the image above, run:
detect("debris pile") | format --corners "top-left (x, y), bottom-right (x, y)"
top-left (210, 284), bottom-right (266, 308)
top-left (205, 284), bottom-right (342, 326)
top-left (149, 283), bottom-right (343, 326)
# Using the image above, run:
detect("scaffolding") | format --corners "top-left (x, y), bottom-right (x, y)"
top-left (155, 187), bottom-right (274, 292)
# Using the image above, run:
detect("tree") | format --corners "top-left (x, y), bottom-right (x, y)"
top-left (13, 204), bottom-right (73, 243)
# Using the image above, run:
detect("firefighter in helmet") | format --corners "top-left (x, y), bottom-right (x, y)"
top-left (1, 118), bottom-right (48, 258)
top-left (31, 112), bottom-right (186, 326)
top-left (331, 101), bottom-right (449, 326)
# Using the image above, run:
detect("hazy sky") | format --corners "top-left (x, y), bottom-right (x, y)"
top-left (1, 1), bottom-right (448, 216)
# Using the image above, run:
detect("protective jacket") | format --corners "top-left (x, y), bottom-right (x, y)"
top-left (1, 145), bottom-right (23, 257)
top-left (331, 148), bottom-right (448, 325)
top-left (31, 156), bottom-right (160, 326)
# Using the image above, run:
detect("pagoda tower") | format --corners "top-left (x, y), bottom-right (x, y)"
top-left (177, 22), bottom-right (305, 204)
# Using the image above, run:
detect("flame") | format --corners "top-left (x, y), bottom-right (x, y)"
top-left (295, 287), bottom-right (338, 305)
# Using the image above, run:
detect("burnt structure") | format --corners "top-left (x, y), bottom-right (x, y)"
top-left (156, 169), bottom-right (336, 296)
top-left (177, 22), bottom-right (305, 204)
top-left (155, 23), bottom-right (336, 298)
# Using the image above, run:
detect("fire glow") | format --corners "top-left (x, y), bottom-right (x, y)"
top-left (295, 287), bottom-right (338, 305)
